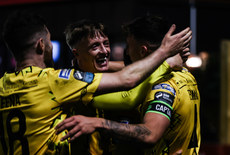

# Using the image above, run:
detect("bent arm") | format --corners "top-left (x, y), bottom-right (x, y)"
top-left (107, 61), bottom-right (125, 72)
top-left (96, 47), bottom-right (167, 94)
top-left (55, 82), bottom-right (176, 143)
top-left (92, 61), bottom-right (171, 110)
top-left (95, 25), bottom-right (191, 95)
top-left (99, 112), bottom-right (170, 145)
top-left (55, 113), bottom-right (169, 145)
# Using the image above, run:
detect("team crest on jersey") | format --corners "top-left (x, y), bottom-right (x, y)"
top-left (73, 70), bottom-right (94, 83)
top-left (59, 69), bottom-right (71, 79)
top-left (152, 84), bottom-right (176, 95)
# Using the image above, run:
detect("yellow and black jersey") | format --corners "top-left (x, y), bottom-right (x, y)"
top-left (142, 68), bottom-right (201, 155)
top-left (92, 61), bottom-right (171, 110)
top-left (91, 61), bottom-right (171, 155)
top-left (0, 66), bottom-right (102, 155)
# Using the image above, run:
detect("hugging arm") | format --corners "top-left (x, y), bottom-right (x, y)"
top-left (95, 25), bottom-right (191, 95)
top-left (55, 112), bottom-right (169, 145)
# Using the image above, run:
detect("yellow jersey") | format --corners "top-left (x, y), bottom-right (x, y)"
top-left (93, 61), bottom-right (171, 110)
top-left (0, 66), bottom-right (102, 155)
top-left (143, 68), bottom-right (201, 155)
top-left (91, 61), bottom-right (171, 155)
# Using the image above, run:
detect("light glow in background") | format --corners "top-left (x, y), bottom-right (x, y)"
top-left (51, 41), bottom-right (60, 62)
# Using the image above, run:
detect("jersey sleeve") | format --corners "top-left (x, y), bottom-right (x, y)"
top-left (48, 69), bottom-right (102, 105)
top-left (92, 61), bottom-right (171, 110)
top-left (149, 61), bottom-right (171, 84)
top-left (144, 82), bottom-right (176, 121)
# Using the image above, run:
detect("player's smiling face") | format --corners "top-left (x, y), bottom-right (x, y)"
top-left (75, 33), bottom-right (110, 73)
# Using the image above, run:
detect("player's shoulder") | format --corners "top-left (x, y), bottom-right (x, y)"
top-left (41, 67), bottom-right (71, 76)
top-left (46, 68), bottom-right (100, 84)
top-left (152, 82), bottom-right (176, 96)
top-left (181, 67), bottom-right (197, 82)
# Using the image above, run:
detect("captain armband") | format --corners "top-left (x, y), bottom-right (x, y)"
top-left (146, 91), bottom-right (174, 121)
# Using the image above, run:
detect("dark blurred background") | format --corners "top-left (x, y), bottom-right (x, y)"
top-left (0, 0), bottom-right (230, 154)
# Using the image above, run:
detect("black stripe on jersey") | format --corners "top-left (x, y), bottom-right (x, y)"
top-left (38, 70), bottom-right (43, 77)
top-left (154, 91), bottom-right (175, 106)
top-left (146, 101), bottom-right (173, 120)
top-left (15, 71), bottom-right (20, 76)
top-left (25, 66), bottom-right (32, 73)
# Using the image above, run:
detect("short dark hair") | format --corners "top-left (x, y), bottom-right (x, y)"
top-left (122, 15), bottom-right (169, 49)
top-left (2, 10), bottom-right (48, 59)
top-left (65, 19), bottom-right (108, 50)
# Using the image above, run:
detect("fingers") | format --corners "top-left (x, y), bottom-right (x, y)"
top-left (60, 125), bottom-right (81, 142)
top-left (180, 30), bottom-right (192, 51)
top-left (69, 131), bottom-right (83, 142)
top-left (176, 27), bottom-right (192, 47)
top-left (182, 30), bottom-right (192, 45)
top-left (181, 48), bottom-right (191, 57)
top-left (166, 24), bottom-right (176, 36)
top-left (182, 47), bottom-right (190, 53)
top-left (183, 42), bottom-right (190, 50)
top-left (177, 27), bottom-right (191, 38)
top-left (60, 133), bottom-right (71, 141)
top-left (55, 117), bottom-right (78, 135)
top-left (56, 117), bottom-right (75, 129)
top-left (181, 48), bottom-right (191, 62)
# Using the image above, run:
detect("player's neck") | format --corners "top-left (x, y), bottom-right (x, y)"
top-left (16, 58), bottom-right (46, 71)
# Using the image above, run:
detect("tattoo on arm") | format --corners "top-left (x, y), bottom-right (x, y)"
top-left (102, 120), bottom-right (151, 143)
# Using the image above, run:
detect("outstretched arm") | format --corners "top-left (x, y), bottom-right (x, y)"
top-left (96, 25), bottom-right (191, 94)
top-left (55, 112), bottom-right (169, 145)
top-left (92, 61), bottom-right (170, 110)
top-left (107, 61), bottom-right (125, 72)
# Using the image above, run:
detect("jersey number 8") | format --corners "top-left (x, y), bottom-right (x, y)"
top-left (0, 109), bottom-right (29, 155)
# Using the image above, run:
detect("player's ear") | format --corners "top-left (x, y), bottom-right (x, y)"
top-left (140, 45), bottom-right (149, 58)
top-left (36, 38), bottom-right (45, 55)
top-left (72, 49), bottom-right (79, 57)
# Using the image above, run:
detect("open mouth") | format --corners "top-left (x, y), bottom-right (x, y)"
top-left (96, 57), bottom-right (108, 65)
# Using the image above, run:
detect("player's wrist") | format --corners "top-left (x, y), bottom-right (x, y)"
top-left (156, 46), bottom-right (169, 60)
top-left (94, 117), bottom-right (105, 129)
